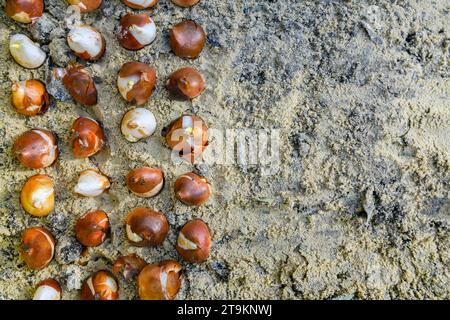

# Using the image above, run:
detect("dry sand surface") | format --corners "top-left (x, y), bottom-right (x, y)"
top-left (0, 0), bottom-right (448, 299)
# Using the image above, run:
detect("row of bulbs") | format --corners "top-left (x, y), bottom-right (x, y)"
top-left (7, 0), bottom-right (214, 300)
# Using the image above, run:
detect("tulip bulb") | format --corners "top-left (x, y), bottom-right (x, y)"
top-left (21, 174), bottom-right (55, 217)
top-left (121, 108), bottom-right (156, 143)
top-left (67, 25), bottom-right (106, 61)
top-left (10, 34), bottom-right (46, 69)
top-left (74, 169), bottom-right (110, 197)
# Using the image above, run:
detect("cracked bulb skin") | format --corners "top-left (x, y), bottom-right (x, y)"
top-left (125, 167), bottom-right (164, 198)
top-left (71, 117), bottom-right (106, 158)
top-left (121, 108), bottom-right (157, 143)
top-left (6, 0), bottom-right (43, 23)
top-left (138, 260), bottom-right (182, 300)
top-left (125, 207), bottom-right (169, 247)
top-left (166, 67), bottom-right (205, 100)
top-left (74, 169), bottom-right (110, 197)
top-left (13, 129), bottom-right (58, 169)
top-left (67, 0), bottom-right (101, 13)
top-left (164, 115), bottom-right (208, 163)
top-left (118, 13), bottom-right (156, 51)
top-left (169, 20), bottom-right (206, 59)
top-left (9, 34), bottom-right (46, 69)
top-left (75, 210), bottom-right (110, 247)
top-left (176, 219), bottom-right (211, 263)
top-left (123, 0), bottom-right (158, 9)
top-left (11, 80), bottom-right (49, 116)
top-left (81, 270), bottom-right (118, 300)
top-left (67, 25), bottom-right (105, 61)
top-left (21, 174), bottom-right (54, 217)
top-left (20, 226), bottom-right (55, 270)
top-left (174, 172), bottom-right (212, 206)
top-left (113, 254), bottom-right (147, 281)
top-left (117, 62), bottom-right (156, 105)
top-left (33, 279), bottom-right (61, 300)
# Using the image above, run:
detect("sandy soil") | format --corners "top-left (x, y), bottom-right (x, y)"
top-left (0, 0), bottom-right (448, 299)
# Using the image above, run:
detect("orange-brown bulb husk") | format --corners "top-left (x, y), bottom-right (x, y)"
top-left (125, 207), bottom-right (169, 247)
top-left (117, 62), bottom-right (156, 106)
top-left (67, 0), bottom-right (102, 13)
top-left (174, 172), bottom-right (211, 206)
top-left (80, 270), bottom-right (118, 300)
top-left (11, 80), bottom-right (49, 116)
top-left (138, 260), bottom-right (182, 300)
top-left (176, 219), bottom-right (211, 263)
top-left (112, 253), bottom-right (147, 281)
top-left (169, 20), bottom-right (206, 58)
top-left (62, 64), bottom-right (97, 106)
top-left (122, 0), bottom-right (158, 9)
top-left (118, 13), bottom-right (156, 51)
top-left (6, 0), bottom-right (43, 23)
top-left (166, 67), bottom-right (205, 100)
top-left (125, 167), bottom-right (164, 198)
top-left (20, 174), bottom-right (55, 217)
top-left (20, 226), bottom-right (55, 270)
top-left (13, 129), bottom-right (58, 169)
top-left (71, 117), bottom-right (106, 158)
top-left (163, 114), bottom-right (208, 163)
top-left (171, 0), bottom-right (200, 7)
top-left (75, 210), bottom-right (109, 247)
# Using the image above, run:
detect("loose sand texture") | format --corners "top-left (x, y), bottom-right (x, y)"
top-left (0, 0), bottom-right (448, 299)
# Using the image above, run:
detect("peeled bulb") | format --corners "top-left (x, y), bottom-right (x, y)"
top-left (67, 25), bottom-right (105, 61)
top-left (118, 13), bottom-right (156, 50)
top-left (138, 260), bottom-right (182, 300)
top-left (6, 0), bottom-right (43, 23)
top-left (33, 279), bottom-right (61, 300)
top-left (21, 174), bottom-right (55, 217)
top-left (121, 108), bottom-right (156, 142)
top-left (74, 169), bottom-right (110, 197)
top-left (10, 34), bottom-right (46, 69)
top-left (123, 0), bottom-right (158, 9)
top-left (81, 270), bottom-right (118, 300)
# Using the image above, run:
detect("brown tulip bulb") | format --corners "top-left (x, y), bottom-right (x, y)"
top-left (11, 80), bottom-right (49, 116)
top-left (113, 253), bottom-right (147, 281)
top-left (176, 219), bottom-right (211, 263)
top-left (125, 167), bottom-right (164, 198)
top-left (122, 0), bottom-right (158, 9)
top-left (125, 207), bottom-right (168, 247)
top-left (118, 13), bottom-right (156, 51)
top-left (171, 0), bottom-right (200, 7)
top-left (81, 270), bottom-right (118, 300)
top-left (71, 117), bottom-right (106, 158)
top-left (166, 67), bottom-right (205, 100)
top-left (33, 279), bottom-right (62, 300)
top-left (13, 129), bottom-right (58, 169)
top-left (169, 20), bottom-right (205, 58)
top-left (163, 114), bottom-right (208, 163)
top-left (75, 210), bottom-right (109, 247)
top-left (67, 25), bottom-right (106, 61)
top-left (137, 260), bottom-right (182, 300)
top-left (174, 172), bottom-right (211, 206)
top-left (117, 62), bottom-right (156, 105)
top-left (6, 0), bottom-right (43, 23)
top-left (20, 174), bottom-right (55, 217)
top-left (20, 226), bottom-right (55, 270)
top-left (62, 64), bottom-right (97, 106)
top-left (67, 0), bottom-right (102, 13)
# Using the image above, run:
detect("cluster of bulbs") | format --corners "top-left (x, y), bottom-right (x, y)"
top-left (6, 0), bottom-right (214, 300)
